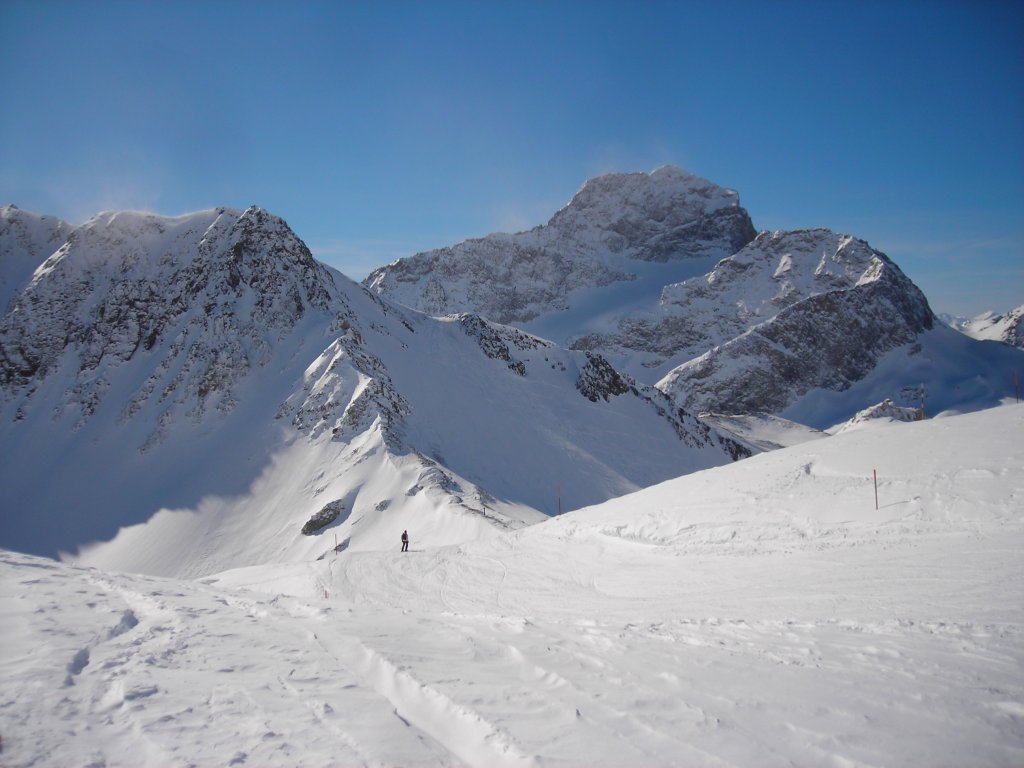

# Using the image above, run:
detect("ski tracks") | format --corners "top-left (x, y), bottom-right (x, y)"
top-left (306, 622), bottom-right (538, 768)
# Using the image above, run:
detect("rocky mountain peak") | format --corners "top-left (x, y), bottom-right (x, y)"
top-left (1, 204), bottom-right (73, 311)
top-left (555, 166), bottom-right (739, 222)
top-left (0, 206), bottom-right (347, 441)
top-left (544, 165), bottom-right (755, 262)
top-left (364, 166), bottom-right (757, 323)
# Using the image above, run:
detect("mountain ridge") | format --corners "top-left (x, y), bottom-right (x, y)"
top-left (0, 203), bottom-right (746, 571)
top-left (363, 168), bottom-right (1022, 425)
top-left (364, 166), bottom-right (757, 324)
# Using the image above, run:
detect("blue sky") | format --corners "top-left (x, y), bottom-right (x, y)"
top-left (1, 0), bottom-right (1021, 316)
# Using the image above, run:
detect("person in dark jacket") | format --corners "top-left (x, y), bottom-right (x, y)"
top-left (401, 530), bottom-right (409, 552)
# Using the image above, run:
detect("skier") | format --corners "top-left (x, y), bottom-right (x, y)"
top-left (401, 530), bottom-right (409, 552)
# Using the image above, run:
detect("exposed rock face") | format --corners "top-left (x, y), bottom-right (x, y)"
top-left (833, 399), bottom-right (922, 433)
top-left (301, 499), bottom-right (349, 535)
top-left (576, 353), bottom-right (631, 402)
top-left (657, 233), bottom-right (936, 415)
top-left (572, 229), bottom-right (912, 368)
top-left (364, 166), bottom-right (756, 323)
top-left (278, 324), bottom-right (411, 446)
top-left (456, 313), bottom-right (551, 376)
top-left (0, 206), bottom-right (348, 440)
top-left (0, 204), bottom-right (73, 312)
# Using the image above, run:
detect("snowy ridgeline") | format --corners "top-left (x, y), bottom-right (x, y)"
top-left (3, 405), bottom-right (1023, 768)
top-left (0, 204), bottom-right (748, 566)
top-left (943, 306), bottom-right (1024, 349)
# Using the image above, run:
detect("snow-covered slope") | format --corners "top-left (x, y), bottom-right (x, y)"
top-left (945, 305), bottom-right (1024, 349)
top-left (3, 405), bottom-right (1022, 767)
top-left (0, 206), bottom-right (745, 572)
top-left (0, 204), bottom-right (72, 312)
top-left (364, 166), bottom-right (756, 325)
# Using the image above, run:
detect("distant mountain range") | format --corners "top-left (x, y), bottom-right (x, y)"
top-left (941, 307), bottom-right (1024, 349)
top-left (2, 169), bottom-right (1021, 573)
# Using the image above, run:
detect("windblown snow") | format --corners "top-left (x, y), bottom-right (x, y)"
top-left (2, 405), bottom-right (1023, 767)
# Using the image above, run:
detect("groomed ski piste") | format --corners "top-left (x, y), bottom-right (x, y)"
top-left (3, 404), bottom-right (1023, 767)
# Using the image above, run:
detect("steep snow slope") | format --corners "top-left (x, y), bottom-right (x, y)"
top-left (3, 405), bottom-right (1022, 767)
top-left (0, 204), bottom-right (72, 311)
top-left (0, 206), bottom-right (743, 570)
top-left (364, 166), bottom-right (756, 325)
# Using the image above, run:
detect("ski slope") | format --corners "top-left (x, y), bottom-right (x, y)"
top-left (2, 404), bottom-right (1023, 767)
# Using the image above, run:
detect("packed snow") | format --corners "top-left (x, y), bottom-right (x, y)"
top-left (3, 404), bottom-right (1022, 767)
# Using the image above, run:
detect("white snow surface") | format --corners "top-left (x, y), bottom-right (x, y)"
top-left (3, 405), bottom-right (1023, 767)
top-left (945, 306), bottom-right (1024, 349)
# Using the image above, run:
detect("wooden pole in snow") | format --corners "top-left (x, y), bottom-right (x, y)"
top-left (873, 469), bottom-right (879, 511)
top-left (557, 485), bottom-right (562, 516)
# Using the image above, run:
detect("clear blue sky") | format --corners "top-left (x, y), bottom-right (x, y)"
top-left (2, 0), bottom-right (1021, 316)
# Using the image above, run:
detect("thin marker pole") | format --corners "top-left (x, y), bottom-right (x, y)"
top-left (873, 469), bottom-right (879, 511)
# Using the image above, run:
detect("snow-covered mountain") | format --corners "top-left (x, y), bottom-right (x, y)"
top-left (364, 166), bottom-right (757, 325)
top-left (366, 170), bottom-right (1024, 425)
top-left (943, 306), bottom-right (1024, 349)
top-left (578, 228), bottom-right (930, 370)
top-left (0, 204), bottom-right (72, 312)
top-left (0, 205), bottom-right (745, 573)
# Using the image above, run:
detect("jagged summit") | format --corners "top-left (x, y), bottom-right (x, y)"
top-left (1, 204), bottom-right (73, 311)
top-left (364, 165), bottom-right (757, 323)
top-left (655, 229), bottom-right (939, 421)
top-left (0, 205), bottom-right (346, 422)
top-left (547, 166), bottom-right (751, 260)
top-left (572, 228), bottom-right (922, 372)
